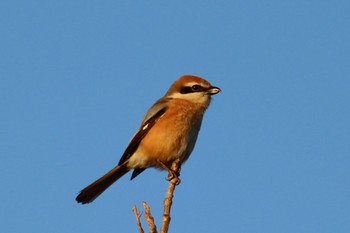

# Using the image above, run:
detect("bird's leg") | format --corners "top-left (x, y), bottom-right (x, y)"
top-left (156, 159), bottom-right (181, 185)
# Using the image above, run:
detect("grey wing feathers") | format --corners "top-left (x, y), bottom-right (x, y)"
top-left (140, 97), bottom-right (169, 125)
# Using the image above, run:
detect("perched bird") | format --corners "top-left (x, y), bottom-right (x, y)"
top-left (76, 75), bottom-right (220, 204)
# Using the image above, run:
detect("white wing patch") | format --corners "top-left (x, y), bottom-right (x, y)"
top-left (142, 123), bottom-right (149, 131)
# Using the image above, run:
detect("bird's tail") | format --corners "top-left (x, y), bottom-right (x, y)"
top-left (75, 162), bottom-right (130, 204)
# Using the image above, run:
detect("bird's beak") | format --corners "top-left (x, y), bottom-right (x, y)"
top-left (207, 86), bottom-right (221, 95)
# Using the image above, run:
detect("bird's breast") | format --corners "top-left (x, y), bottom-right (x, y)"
top-left (131, 101), bottom-right (205, 168)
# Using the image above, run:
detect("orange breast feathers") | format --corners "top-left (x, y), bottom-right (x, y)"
top-left (133, 99), bottom-right (205, 168)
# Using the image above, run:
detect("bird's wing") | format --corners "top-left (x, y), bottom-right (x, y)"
top-left (117, 98), bottom-right (169, 165)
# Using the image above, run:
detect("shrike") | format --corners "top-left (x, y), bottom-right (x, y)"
top-left (76, 75), bottom-right (220, 204)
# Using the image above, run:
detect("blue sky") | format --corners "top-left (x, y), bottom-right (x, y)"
top-left (1, 1), bottom-right (349, 233)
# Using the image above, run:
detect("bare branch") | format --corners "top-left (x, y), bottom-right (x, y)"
top-left (142, 202), bottom-right (157, 233)
top-left (159, 159), bottom-right (181, 233)
top-left (132, 205), bottom-right (144, 233)
top-left (133, 159), bottom-right (181, 233)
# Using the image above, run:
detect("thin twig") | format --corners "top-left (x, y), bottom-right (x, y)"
top-left (132, 205), bottom-right (144, 233)
top-left (159, 159), bottom-right (181, 233)
top-left (132, 159), bottom-right (181, 233)
top-left (142, 202), bottom-right (157, 233)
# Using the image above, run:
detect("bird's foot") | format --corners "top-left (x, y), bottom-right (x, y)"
top-left (157, 160), bottom-right (181, 185)
top-left (166, 170), bottom-right (181, 185)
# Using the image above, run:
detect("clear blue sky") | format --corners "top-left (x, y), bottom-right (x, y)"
top-left (1, 1), bottom-right (349, 233)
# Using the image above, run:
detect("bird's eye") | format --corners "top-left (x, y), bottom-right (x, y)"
top-left (191, 85), bottom-right (201, 91)
top-left (180, 85), bottom-right (203, 94)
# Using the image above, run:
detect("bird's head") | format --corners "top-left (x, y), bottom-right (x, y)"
top-left (165, 75), bottom-right (221, 106)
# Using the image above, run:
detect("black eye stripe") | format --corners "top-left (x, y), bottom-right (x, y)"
top-left (180, 85), bottom-right (205, 94)
top-left (180, 86), bottom-right (194, 94)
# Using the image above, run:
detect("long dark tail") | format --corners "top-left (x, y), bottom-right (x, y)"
top-left (76, 162), bottom-right (130, 204)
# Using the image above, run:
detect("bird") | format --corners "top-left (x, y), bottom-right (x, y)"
top-left (75, 75), bottom-right (220, 204)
